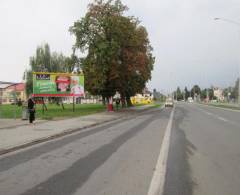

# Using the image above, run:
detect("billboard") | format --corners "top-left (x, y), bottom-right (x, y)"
top-left (33, 72), bottom-right (84, 97)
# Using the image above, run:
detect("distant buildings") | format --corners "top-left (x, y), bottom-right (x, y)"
top-left (0, 82), bottom-right (26, 104)
top-left (213, 87), bottom-right (224, 102)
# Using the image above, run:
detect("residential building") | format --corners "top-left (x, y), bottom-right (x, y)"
top-left (0, 82), bottom-right (26, 104)
top-left (213, 87), bottom-right (224, 101)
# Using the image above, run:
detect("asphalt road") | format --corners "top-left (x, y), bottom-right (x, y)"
top-left (0, 103), bottom-right (239, 195)
top-left (164, 102), bottom-right (240, 195)
top-left (0, 107), bottom-right (171, 195)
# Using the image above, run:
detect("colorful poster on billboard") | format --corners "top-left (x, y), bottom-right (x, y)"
top-left (33, 72), bottom-right (84, 97)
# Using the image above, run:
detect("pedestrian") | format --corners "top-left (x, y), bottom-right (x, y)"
top-left (116, 98), bottom-right (120, 110)
top-left (27, 95), bottom-right (35, 124)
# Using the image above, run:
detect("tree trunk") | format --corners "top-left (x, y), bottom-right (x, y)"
top-left (102, 95), bottom-right (106, 105)
top-left (121, 96), bottom-right (126, 108)
top-left (126, 95), bottom-right (133, 107)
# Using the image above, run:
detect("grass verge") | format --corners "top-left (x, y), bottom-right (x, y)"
top-left (0, 104), bottom-right (106, 120)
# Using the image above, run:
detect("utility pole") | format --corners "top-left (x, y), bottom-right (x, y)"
top-left (238, 77), bottom-right (240, 106)
top-left (193, 86), bottom-right (196, 101)
top-left (238, 67), bottom-right (240, 105)
top-left (0, 90), bottom-right (2, 118)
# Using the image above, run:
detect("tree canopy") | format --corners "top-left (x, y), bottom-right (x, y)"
top-left (70, 0), bottom-right (154, 105)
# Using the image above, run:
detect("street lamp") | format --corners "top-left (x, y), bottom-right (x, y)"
top-left (214, 17), bottom-right (240, 105)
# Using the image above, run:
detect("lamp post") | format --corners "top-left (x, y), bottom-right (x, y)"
top-left (0, 88), bottom-right (2, 118)
top-left (214, 17), bottom-right (240, 105)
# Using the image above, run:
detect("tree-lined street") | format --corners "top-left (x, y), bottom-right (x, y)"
top-left (1, 0), bottom-right (240, 195)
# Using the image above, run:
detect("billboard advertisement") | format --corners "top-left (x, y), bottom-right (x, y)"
top-left (33, 72), bottom-right (84, 97)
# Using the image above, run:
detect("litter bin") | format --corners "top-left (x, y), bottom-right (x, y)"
top-left (22, 104), bottom-right (29, 120)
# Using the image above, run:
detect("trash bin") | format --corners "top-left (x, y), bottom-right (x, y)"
top-left (22, 104), bottom-right (29, 120)
top-left (107, 103), bottom-right (113, 111)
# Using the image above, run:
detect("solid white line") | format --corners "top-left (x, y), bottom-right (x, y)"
top-left (195, 107), bottom-right (231, 123)
top-left (217, 117), bottom-right (228, 122)
top-left (193, 106), bottom-right (240, 128)
top-left (147, 107), bottom-right (175, 195)
top-left (205, 111), bottom-right (213, 116)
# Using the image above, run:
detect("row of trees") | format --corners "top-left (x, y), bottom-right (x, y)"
top-left (25, 0), bottom-right (154, 107)
top-left (174, 79), bottom-right (239, 102)
top-left (24, 44), bottom-right (79, 96)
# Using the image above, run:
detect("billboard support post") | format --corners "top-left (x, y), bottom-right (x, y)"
top-left (42, 97), bottom-right (44, 114)
top-left (14, 84), bottom-right (17, 120)
top-left (61, 98), bottom-right (65, 110)
top-left (32, 72), bottom-right (84, 114)
top-left (73, 96), bottom-right (75, 112)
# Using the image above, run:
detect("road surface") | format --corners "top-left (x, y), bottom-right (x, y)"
top-left (0, 107), bottom-right (171, 195)
top-left (0, 103), bottom-right (239, 195)
top-left (164, 103), bottom-right (240, 195)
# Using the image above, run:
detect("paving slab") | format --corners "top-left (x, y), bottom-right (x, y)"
top-left (0, 112), bottom-right (123, 152)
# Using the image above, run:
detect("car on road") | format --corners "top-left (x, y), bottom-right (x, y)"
top-left (165, 98), bottom-right (174, 107)
top-left (188, 97), bottom-right (193, 103)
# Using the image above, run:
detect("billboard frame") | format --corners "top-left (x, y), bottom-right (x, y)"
top-left (32, 72), bottom-right (84, 98)
top-left (32, 72), bottom-right (84, 112)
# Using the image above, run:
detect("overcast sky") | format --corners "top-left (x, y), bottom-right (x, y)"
top-left (0, 0), bottom-right (240, 93)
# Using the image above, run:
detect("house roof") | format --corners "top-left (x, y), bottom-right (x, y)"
top-left (0, 82), bottom-right (24, 90)
top-left (8, 83), bottom-right (25, 91)
top-left (0, 81), bottom-right (14, 84)
top-left (0, 83), bottom-right (13, 89)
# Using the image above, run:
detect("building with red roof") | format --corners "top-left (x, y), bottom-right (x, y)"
top-left (0, 82), bottom-right (26, 104)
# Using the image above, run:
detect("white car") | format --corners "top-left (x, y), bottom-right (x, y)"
top-left (165, 98), bottom-right (174, 107)
top-left (188, 97), bottom-right (193, 103)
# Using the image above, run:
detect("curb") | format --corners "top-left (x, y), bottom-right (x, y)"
top-left (0, 105), bottom-right (160, 156)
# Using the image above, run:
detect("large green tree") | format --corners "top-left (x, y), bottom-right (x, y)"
top-left (233, 78), bottom-right (239, 102)
top-left (184, 87), bottom-right (190, 100)
top-left (70, 0), bottom-right (154, 106)
top-left (191, 85), bottom-right (201, 98)
top-left (200, 88), bottom-right (214, 100)
top-left (175, 87), bottom-right (183, 101)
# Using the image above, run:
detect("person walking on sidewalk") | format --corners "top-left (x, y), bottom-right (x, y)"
top-left (27, 95), bottom-right (35, 124)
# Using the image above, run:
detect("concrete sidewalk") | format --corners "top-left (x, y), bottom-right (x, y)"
top-left (0, 105), bottom-right (155, 155)
top-left (0, 119), bottom-right (46, 129)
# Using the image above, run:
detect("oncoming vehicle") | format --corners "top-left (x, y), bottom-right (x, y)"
top-left (188, 97), bottom-right (193, 103)
top-left (165, 98), bottom-right (174, 107)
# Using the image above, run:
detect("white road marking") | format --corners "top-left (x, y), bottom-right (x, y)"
top-left (147, 108), bottom-right (175, 195)
top-left (195, 107), bottom-right (230, 123)
top-left (205, 111), bottom-right (213, 116)
top-left (198, 103), bottom-right (240, 113)
top-left (217, 117), bottom-right (228, 122)
top-left (193, 105), bottom-right (239, 127)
